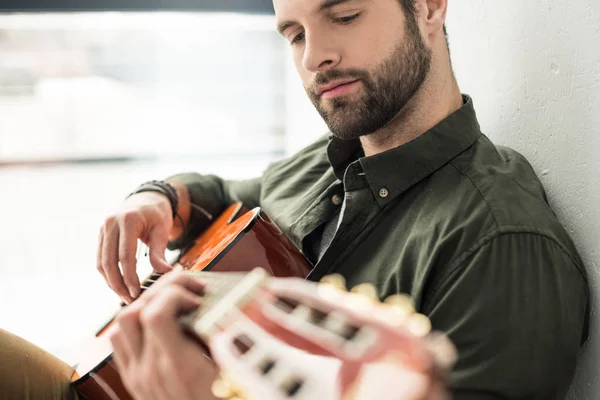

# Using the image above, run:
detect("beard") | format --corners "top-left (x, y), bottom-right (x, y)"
top-left (305, 24), bottom-right (432, 140)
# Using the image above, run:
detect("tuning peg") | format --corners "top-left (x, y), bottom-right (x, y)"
top-left (406, 313), bottom-right (432, 337)
top-left (211, 376), bottom-right (235, 399)
top-left (320, 274), bottom-right (347, 291)
top-left (345, 292), bottom-right (375, 312)
top-left (371, 294), bottom-right (416, 327)
top-left (350, 283), bottom-right (379, 301)
top-left (374, 305), bottom-right (411, 327)
top-left (384, 294), bottom-right (415, 313)
top-left (426, 332), bottom-right (458, 369)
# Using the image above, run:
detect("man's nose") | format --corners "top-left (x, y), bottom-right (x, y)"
top-left (302, 32), bottom-right (341, 73)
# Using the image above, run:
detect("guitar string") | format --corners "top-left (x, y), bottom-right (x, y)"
top-left (138, 270), bottom-right (248, 320)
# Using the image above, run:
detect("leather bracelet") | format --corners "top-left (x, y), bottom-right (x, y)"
top-left (127, 180), bottom-right (179, 220)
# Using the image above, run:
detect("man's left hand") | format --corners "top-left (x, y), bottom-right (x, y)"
top-left (109, 271), bottom-right (219, 400)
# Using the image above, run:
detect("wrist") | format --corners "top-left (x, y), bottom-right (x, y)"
top-left (144, 191), bottom-right (173, 218)
top-left (128, 180), bottom-right (178, 219)
top-left (127, 180), bottom-right (191, 242)
top-left (166, 179), bottom-right (192, 242)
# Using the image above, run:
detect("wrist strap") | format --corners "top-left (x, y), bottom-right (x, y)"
top-left (127, 180), bottom-right (179, 220)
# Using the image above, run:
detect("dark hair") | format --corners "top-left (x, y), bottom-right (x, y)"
top-left (398, 0), bottom-right (449, 45)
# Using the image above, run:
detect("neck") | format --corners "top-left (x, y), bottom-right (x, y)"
top-left (359, 64), bottom-right (463, 157)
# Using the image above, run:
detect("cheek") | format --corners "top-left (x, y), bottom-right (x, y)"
top-left (348, 18), bottom-right (405, 67)
top-left (355, 36), bottom-right (392, 67)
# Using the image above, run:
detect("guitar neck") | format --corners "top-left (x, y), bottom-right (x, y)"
top-left (182, 269), bottom-right (269, 340)
top-left (143, 268), bottom-right (270, 343)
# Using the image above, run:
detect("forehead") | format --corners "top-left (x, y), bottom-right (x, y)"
top-left (273, 0), bottom-right (369, 17)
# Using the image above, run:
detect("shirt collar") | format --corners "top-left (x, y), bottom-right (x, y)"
top-left (327, 94), bottom-right (482, 207)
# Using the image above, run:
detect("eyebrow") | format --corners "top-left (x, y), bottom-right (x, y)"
top-left (276, 0), bottom-right (356, 35)
top-left (317, 0), bottom-right (356, 12)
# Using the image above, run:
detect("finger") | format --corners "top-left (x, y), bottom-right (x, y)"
top-left (102, 225), bottom-right (133, 303)
top-left (110, 330), bottom-right (131, 374)
top-left (140, 286), bottom-right (202, 358)
top-left (97, 227), bottom-right (107, 281)
top-left (118, 218), bottom-right (143, 300)
top-left (140, 288), bottom-right (203, 399)
top-left (112, 304), bottom-right (164, 400)
top-left (147, 227), bottom-right (172, 273)
top-left (146, 332), bottom-right (181, 400)
top-left (114, 303), bottom-right (145, 361)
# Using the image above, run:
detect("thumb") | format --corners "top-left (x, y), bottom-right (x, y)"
top-left (147, 227), bottom-right (173, 273)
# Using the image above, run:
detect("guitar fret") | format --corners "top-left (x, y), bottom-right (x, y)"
top-left (139, 271), bottom-right (245, 291)
top-left (179, 269), bottom-right (268, 338)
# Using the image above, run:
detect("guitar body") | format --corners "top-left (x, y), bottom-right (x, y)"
top-left (72, 203), bottom-right (312, 400)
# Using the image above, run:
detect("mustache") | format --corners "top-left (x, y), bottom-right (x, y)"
top-left (309, 68), bottom-right (370, 93)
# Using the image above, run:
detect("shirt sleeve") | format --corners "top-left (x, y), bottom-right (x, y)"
top-left (165, 172), bottom-right (262, 250)
top-left (422, 232), bottom-right (589, 399)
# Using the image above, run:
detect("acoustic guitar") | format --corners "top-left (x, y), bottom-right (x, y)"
top-left (206, 273), bottom-right (457, 400)
top-left (71, 204), bottom-right (455, 399)
top-left (72, 203), bottom-right (313, 399)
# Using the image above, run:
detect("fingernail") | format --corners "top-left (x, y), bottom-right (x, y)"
top-left (129, 287), bottom-right (138, 299)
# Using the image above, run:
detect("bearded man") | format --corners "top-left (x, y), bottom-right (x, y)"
top-left (0, 0), bottom-right (588, 399)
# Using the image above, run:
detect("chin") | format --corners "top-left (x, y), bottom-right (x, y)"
top-left (327, 126), bottom-right (365, 141)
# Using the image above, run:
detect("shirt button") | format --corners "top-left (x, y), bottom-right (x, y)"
top-left (379, 188), bottom-right (389, 198)
top-left (331, 194), bottom-right (343, 206)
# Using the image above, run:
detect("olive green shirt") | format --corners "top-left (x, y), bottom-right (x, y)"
top-left (168, 95), bottom-right (589, 399)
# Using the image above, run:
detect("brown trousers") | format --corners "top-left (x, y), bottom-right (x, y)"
top-left (0, 329), bottom-right (79, 400)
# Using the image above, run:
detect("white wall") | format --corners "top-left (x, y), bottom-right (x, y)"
top-left (446, 2), bottom-right (600, 397)
top-left (284, 1), bottom-right (600, 396)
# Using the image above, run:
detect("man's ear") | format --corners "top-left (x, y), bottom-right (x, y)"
top-left (421, 0), bottom-right (448, 37)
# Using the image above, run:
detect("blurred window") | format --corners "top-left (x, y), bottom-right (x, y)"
top-left (0, 12), bottom-right (285, 162)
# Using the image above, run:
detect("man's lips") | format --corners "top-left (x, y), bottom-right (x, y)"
top-left (317, 79), bottom-right (361, 100)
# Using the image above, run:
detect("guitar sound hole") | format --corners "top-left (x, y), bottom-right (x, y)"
top-left (281, 377), bottom-right (304, 397)
top-left (233, 334), bottom-right (254, 355)
top-left (258, 358), bottom-right (276, 375)
top-left (274, 296), bottom-right (300, 314)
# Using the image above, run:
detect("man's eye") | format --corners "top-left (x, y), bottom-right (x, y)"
top-left (335, 13), bottom-right (360, 24)
top-left (290, 32), bottom-right (305, 45)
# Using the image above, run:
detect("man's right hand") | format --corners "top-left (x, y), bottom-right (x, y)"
top-left (97, 191), bottom-right (175, 304)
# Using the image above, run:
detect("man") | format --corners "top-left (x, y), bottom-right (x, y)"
top-left (98, 0), bottom-right (589, 399)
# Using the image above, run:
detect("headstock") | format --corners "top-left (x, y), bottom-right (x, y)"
top-left (203, 272), bottom-right (457, 400)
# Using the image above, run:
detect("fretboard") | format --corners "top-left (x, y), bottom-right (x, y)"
top-left (142, 268), bottom-right (269, 340)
